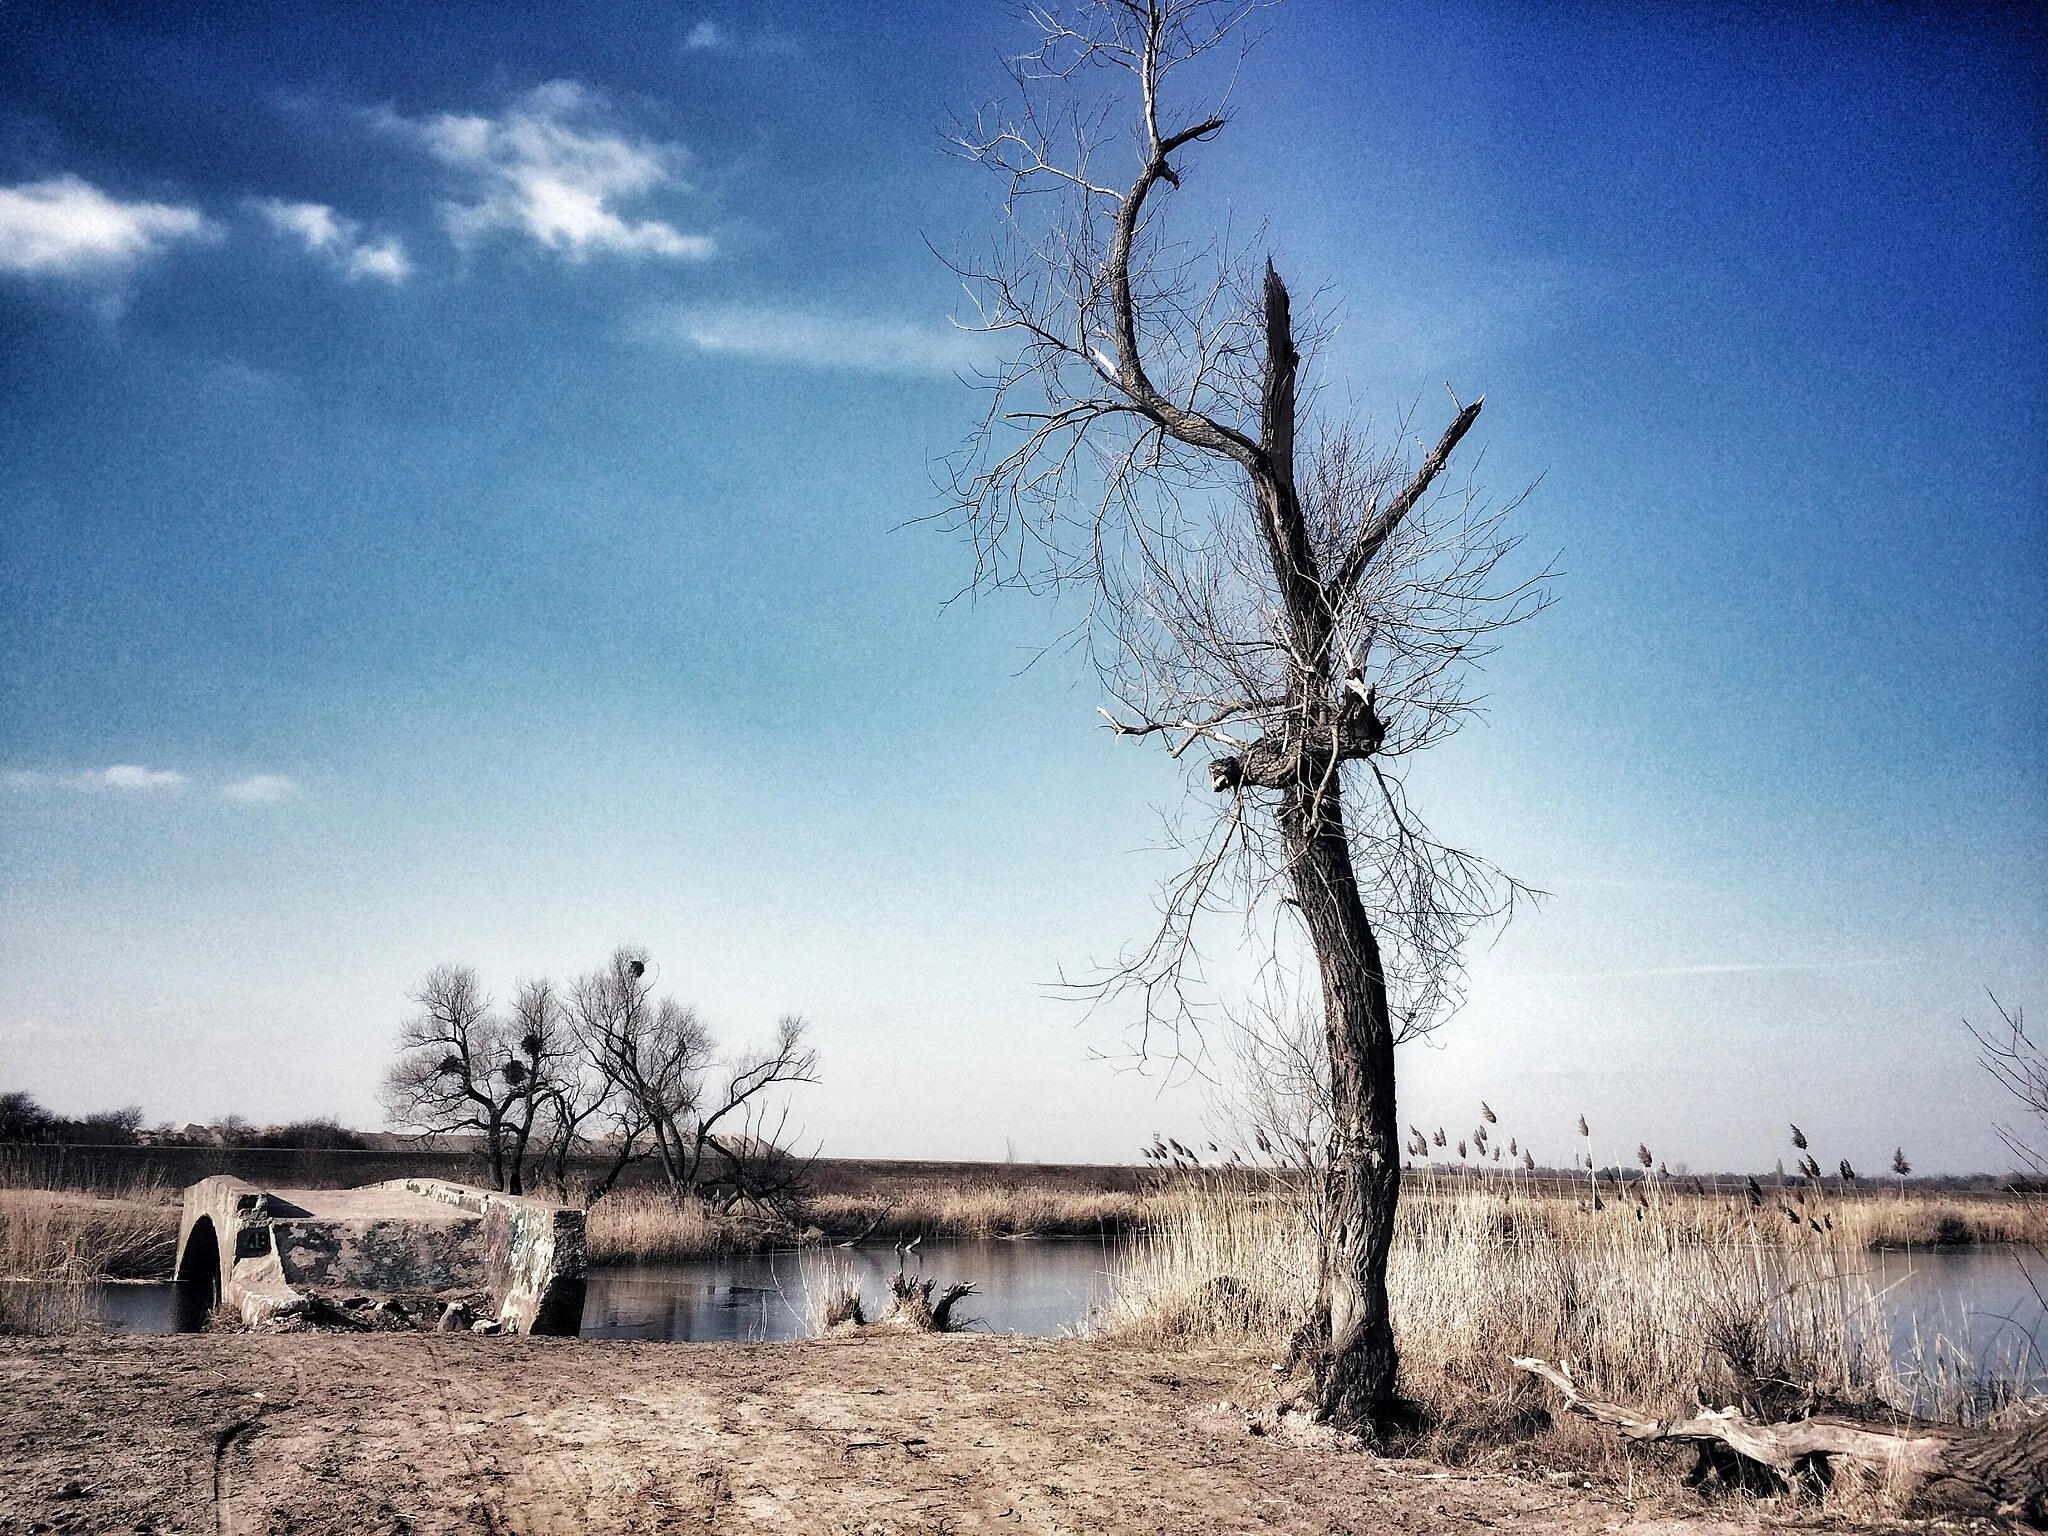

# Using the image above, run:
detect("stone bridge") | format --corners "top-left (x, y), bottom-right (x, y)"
top-left (175, 1176), bottom-right (586, 1334)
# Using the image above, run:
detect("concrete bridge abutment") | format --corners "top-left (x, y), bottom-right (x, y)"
top-left (175, 1176), bottom-right (586, 1334)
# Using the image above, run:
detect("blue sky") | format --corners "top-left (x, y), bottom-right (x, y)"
top-left (2, 1), bottom-right (2041, 1173)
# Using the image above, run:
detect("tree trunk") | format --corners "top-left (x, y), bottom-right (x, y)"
top-left (505, 1086), bottom-right (539, 1196)
top-left (483, 1104), bottom-right (508, 1192)
top-left (1282, 777), bottom-right (1403, 1427)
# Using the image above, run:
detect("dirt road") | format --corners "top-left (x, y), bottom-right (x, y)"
top-left (2, 1333), bottom-right (1818, 1534)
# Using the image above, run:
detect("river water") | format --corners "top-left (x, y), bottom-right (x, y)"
top-left (89, 1239), bottom-right (2045, 1390)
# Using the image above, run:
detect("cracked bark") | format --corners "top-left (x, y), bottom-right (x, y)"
top-left (1203, 271), bottom-right (1415, 1427)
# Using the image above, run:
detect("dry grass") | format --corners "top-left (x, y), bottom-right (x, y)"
top-left (591, 1168), bottom-right (2037, 1265)
top-left (0, 1188), bottom-right (179, 1279)
top-left (799, 1251), bottom-right (866, 1333)
top-left (1106, 1173), bottom-right (2043, 1439)
top-left (809, 1187), bottom-right (1143, 1243)
top-left (0, 1187), bottom-right (180, 1336)
top-left (582, 1188), bottom-right (730, 1264)
top-left (1836, 1192), bottom-right (2048, 1248)
top-left (583, 1184), bottom-right (1147, 1264)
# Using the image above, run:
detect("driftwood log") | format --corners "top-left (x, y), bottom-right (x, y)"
top-left (1514, 1357), bottom-right (2047, 1524)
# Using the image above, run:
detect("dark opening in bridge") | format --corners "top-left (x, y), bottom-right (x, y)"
top-left (178, 1214), bottom-right (221, 1322)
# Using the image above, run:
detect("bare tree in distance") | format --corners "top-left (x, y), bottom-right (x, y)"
top-left (381, 964), bottom-right (568, 1194)
top-left (1212, 983), bottom-right (1332, 1181)
top-left (566, 947), bottom-right (689, 1199)
top-left (944, 0), bottom-right (1546, 1426)
top-left (573, 946), bottom-right (820, 1213)
top-left (1967, 995), bottom-right (2044, 1175)
top-left (527, 979), bottom-right (624, 1199)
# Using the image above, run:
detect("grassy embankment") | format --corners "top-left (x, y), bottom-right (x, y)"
top-left (584, 1182), bottom-right (1144, 1262)
top-left (584, 1172), bottom-right (2045, 1262)
top-left (1107, 1170), bottom-right (2047, 1444)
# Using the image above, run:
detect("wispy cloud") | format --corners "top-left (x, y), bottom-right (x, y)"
top-left (96, 764), bottom-right (189, 791)
top-left (254, 198), bottom-right (409, 283)
top-left (1512, 959), bottom-right (1902, 982)
top-left (6, 765), bottom-right (301, 801)
top-left (0, 175), bottom-right (215, 277)
top-left (220, 773), bottom-right (300, 804)
top-left (6, 764), bottom-right (191, 792)
top-left (680, 18), bottom-right (798, 55)
top-left (651, 304), bottom-right (996, 376)
top-left (383, 81), bottom-right (711, 261)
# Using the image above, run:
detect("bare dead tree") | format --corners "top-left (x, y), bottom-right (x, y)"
top-left (573, 946), bottom-right (820, 1212)
top-left (1967, 995), bottom-right (2045, 1176)
top-left (945, 0), bottom-right (1544, 1426)
top-left (571, 946), bottom-right (707, 1200)
top-left (529, 986), bottom-right (621, 1199)
top-left (691, 1029), bottom-right (822, 1222)
top-left (498, 976), bottom-right (586, 1195)
top-left (380, 964), bottom-right (562, 1194)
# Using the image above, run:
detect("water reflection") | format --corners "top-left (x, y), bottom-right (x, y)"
top-left (90, 1279), bottom-right (213, 1335)
top-left (1862, 1246), bottom-right (2047, 1400)
top-left (580, 1239), bottom-right (1120, 1342)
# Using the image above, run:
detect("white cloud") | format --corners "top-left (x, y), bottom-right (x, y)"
top-left (653, 305), bottom-right (998, 376)
top-left (221, 774), bottom-right (300, 804)
top-left (5, 764), bottom-right (191, 792)
top-left (255, 198), bottom-right (410, 283)
top-left (0, 175), bottom-right (214, 277)
top-left (387, 81), bottom-right (712, 261)
top-left (98, 764), bottom-right (190, 791)
top-left (679, 18), bottom-right (798, 56)
top-left (4, 765), bottom-right (300, 800)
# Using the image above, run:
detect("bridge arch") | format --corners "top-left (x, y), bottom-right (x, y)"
top-left (176, 1214), bottom-right (222, 1308)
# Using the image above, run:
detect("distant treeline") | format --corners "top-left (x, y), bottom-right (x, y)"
top-left (3, 1092), bottom-right (2038, 1196)
top-left (0, 1091), bottom-right (368, 1150)
top-left (0, 1140), bottom-right (1167, 1198)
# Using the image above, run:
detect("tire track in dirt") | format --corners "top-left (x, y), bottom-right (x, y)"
top-left (210, 1407), bottom-right (263, 1536)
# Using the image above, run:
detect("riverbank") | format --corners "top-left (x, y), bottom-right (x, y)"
top-left (0, 1331), bottom-right (1907, 1534)
top-left (8, 1150), bottom-right (2042, 1265)
top-left (583, 1178), bottom-right (2048, 1262)
top-left (4, 1176), bottom-right (2041, 1282)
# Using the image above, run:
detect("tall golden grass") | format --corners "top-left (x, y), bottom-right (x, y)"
top-left (809, 1187), bottom-right (1142, 1242)
top-left (1106, 1172), bottom-right (2042, 1432)
top-left (582, 1187), bottom-right (728, 1264)
top-left (582, 1184), bottom-right (1145, 1262)
top-left (0, 1187), bottom-right (180, 1335)
top-left (585, 1171), bottom-right (2039, 1265)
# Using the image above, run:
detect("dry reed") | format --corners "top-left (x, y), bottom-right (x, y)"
top-left (808, 1187), bottom-right (1142, 1243)
top-left (581, 1173), bottom-right (2039, 1267)
top-left (0, 1187), bottom-right (179, 1336)
top-left (798, 1250), bottom-right (866, 1333)
top-left (581, 1187), bottom-right (728, 1264)
top-left (582, 1184), bottom-right (1147, 1263)
top-left (1106, 1172), bottom-right (2042, 1435)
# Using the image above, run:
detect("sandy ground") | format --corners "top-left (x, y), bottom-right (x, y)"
top-left (1, 1332), bottom-right (1871, 1536)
